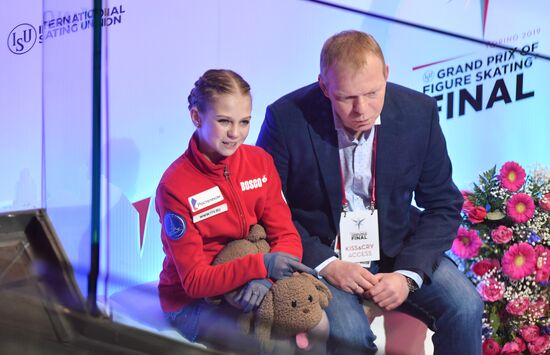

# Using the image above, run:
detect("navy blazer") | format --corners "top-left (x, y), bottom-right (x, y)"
top-left (257, 82), bottom-right (463, 282)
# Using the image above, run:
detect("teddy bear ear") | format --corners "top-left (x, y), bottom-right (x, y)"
top-left (254, 291), bottom-right (275, 350)
top-left (301, 273), bottom-right (333, 308)
top-left (213, 239), bottom-right (256, 265)
top-left (239, 312), bottom-right (254, 335)
top-left (260, 337), bottom-right (276, 353)
top-left (247, 224), bottom-right (267, 242)
top-left (257, 239), bottom-right (271, 254)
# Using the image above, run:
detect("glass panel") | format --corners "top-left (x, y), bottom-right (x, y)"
top-left (0, 3), bottom-right (43, 212)
top-left (42, 0), bottom-right (95, 298)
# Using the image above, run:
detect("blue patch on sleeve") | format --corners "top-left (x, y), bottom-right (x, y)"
top-left (164, 212), bottom-right (186, 241)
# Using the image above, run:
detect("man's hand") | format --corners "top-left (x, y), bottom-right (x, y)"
top-left (319, 259), bottom-right (377, 294)
top-left (364, 272), bottom-right (409, 311)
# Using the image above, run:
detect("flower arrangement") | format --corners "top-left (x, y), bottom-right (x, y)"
top-left (451, 162), bottom-right (550, 354)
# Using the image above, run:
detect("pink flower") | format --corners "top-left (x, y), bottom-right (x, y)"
top-left (502, 242), bottom-right (536, 280)
top-left (468, 206), bottom-right (487, 224)
top-left (476, 277), bottom-right (505, 302)
top-left (529, 298), bottom-right (549, 319)
top-left (534, 246), bottom-right (550, 283)
top-left (527, 334), bottom-right (550, 355)
top-left (501, 340), bottom-right (522, 354)
top-left (513, 337), bottom-right (526, 352)
top-left (506, 297), bottom-right (530, 315)
top-left (461, 190), bottom-right (475, 213)
top-left (451, 227), bottom-right (482, 259)
top-left (535, 245), bottom-right (550, 270)
top-left (535, 268), bottom-right (549, 283)
top-left (472, 259), bottom-right (500, 277)
top-left (506, 193), bottom-right (535, 223)
top-left (491, 225), bottom-right (513, 244)
top-left (499, 161), bottom-right (526, 191)
top-left (482, 338), bottom-right (501, 355)
top-left (520, 325), bottom-right (540, 342)
top-left (540, 193), bottom-right (550, 211)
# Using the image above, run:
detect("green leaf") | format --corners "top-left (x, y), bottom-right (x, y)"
top-left (489, 304), bottom-right (501, 333)
top-left (486, 211), bottom-right (505, 220)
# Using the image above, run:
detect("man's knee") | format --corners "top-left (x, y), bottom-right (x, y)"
top-left (457, 286), bottom-right (483, 321)
top-left (321, 281), bottom-right (377, 353)
top-left (433, 258), bottom-right (483, 322)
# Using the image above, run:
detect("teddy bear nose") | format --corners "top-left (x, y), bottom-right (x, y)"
top-left (303, 308), bottom-right (310, 314)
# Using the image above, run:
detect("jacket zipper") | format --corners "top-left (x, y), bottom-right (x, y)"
top-left (224, 165), bottom-right (247, 237)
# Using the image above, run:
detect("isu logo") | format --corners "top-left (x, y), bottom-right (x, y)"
top-left (7, 23), bottom-right (37, 55)
top-left (240, 175), bottom-right (267, 191)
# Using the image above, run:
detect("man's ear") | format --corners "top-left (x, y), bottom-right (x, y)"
top-left (384, 64), bottom-right (389, 81)
top-left (318, 74), bottom-right (330, 98)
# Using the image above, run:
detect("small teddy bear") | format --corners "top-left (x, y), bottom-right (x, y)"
top-left (212, 224), bottom-right (332, 352)
top-left (255, 271), bottom-right (331, 352)
top-left (212, 224), bottom-right (270, 264)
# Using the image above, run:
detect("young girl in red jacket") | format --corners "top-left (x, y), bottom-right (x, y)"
top-left (156, 69), bottom-right (326, 354)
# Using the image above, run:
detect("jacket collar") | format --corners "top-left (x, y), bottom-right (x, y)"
top-left (185, 132), bottom-right (238, 179)
top-left (306, 83), bottom-right (402, 228)
top-left (375, 88), bottom-right (401, 194)
top-left (306, 88), bottom-right (342, 229)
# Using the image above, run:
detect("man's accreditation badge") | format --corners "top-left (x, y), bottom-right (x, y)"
top-left (339, 210), bottom-right (380, 264)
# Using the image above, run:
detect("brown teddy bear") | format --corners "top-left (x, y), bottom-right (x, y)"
top-left (212, 224), bottom-right (271, 264)
top-left (212, 224), bottom-right (332, 352)
top-left (254, 271), bottom-right (331, 352)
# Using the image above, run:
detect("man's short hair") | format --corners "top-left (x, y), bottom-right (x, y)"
top-left (320, 30), bottom-right (386, 76)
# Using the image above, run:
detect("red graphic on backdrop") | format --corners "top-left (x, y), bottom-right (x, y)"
top-left (413, 1), bottom-right (490, 71)
top-left (481, 0), bottom-right (489, 38)
top-left (132, 197), bottom-right (151, 250)
top-left (412, 54), bottom-right (470, 71)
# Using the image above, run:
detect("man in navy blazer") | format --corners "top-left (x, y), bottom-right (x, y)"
top-left (257, 30), bottom-right (482, 354)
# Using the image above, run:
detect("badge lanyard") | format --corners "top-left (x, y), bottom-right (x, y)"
top-left (340, 127), bottom-right (378, 212)
top-left (335, 127), bottom-right (381, 266)
top-left (334, 128), bottom-right (380, 267)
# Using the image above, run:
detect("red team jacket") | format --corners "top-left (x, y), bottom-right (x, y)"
top-left (156, 134), bottom-right (302, 312)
